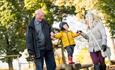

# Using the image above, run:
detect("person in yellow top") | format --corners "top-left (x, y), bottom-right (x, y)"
top-left (51, 28), bottom-right (63, 65)
top-left (51, 22), bottom-right (81, 64)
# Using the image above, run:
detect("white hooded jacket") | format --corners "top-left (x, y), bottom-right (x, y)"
top-left (82, 21), bottom-right (107, 52)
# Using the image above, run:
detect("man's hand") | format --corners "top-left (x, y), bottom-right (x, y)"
top-left (102, 45), bottom-right (107, 51)
top-left (76, 30), bottom-right (82, 34)
top-left (50, 32), bottom-right (56, 40)
top-left (50, 32), bottom-right (54, 36)
top-left (28, 55), bottom-right (35, 61)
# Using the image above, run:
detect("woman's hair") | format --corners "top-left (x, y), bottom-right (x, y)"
top-left (85, 11), bottom-right (94, 21)
top-left (85, 10), bottom-right (102, 27)
top-left (85, 10), bottom-right (101, 22)
top-left (59, 22), bottom-right (69, 30)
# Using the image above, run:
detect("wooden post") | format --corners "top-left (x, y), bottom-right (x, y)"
top-left (58, 63), bottom-right (81, 70)
top-left (57, 63), bottom-right (93, 70)
top-left (65, 64), bottom-right (73, 70)
top-left (61, 47), bottom-right (66, 64)
top-left (72, 63), bottom-right (81, 70)
top-left (112, 38), bottom-right (115, 57)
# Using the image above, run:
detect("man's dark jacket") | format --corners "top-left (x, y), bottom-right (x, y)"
top-left (26, 17), bottom-right (53, 58)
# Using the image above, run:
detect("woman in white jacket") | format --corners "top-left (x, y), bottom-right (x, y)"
top-left (80, 11), bottom-right (107, 70)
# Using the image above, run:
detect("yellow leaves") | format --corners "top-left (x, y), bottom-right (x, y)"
top-left (54, 0), bottom-right (65, 6)
top-left (54, 48), bottom-right (93, 64)
top-left (54, 0), bottom-right (73, 6)
top-left (24, 0), bottom-right (39, 10)
top-left (65, 0), bottom-right (73, 6)
top-left (105, 58), bottom-right (111, 65)
top-left (85, 0), bottom-right (99, 10)
top-left (0, 9), bottom-right (15, 28)
top-left (74, 0), bottom-right (98, 12)
top-left (53, 0), bottom-right (100, 20)
top-left (54, 48), bottom-right (64, 65)
top-left (41, 4), bottom-right (48, 14)
top-left (55, 56), bottom-right (63, 65)
top-left (75, 48), bottom-right (92, 64)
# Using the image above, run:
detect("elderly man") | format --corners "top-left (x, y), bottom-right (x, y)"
top-left (26, 9), bottom-right (56, 70)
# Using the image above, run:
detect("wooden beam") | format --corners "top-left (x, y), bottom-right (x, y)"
top-left (57, 63), bottom-right (93, 70)
top-left (0, 55), bottom-right (19, 58)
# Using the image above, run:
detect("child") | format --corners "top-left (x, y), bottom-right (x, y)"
top-left (51, 22), bottom-right (81, 64)
top-left (52, 28), bottom-right (61, 49)
top-left (51, 28), bottom-right (63, 65)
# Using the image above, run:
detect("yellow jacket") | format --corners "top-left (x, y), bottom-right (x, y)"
top-left (54, 31), bottom-right (80, 48)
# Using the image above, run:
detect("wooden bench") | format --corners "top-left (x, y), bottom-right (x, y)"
top-left (57, 63), bottom-right (93, 70)
top-left (108, 65), bottom-right (115, 70)
top-left (81, 64), bottom-right (93, 70)
top-left (111, 60), bottom-right (115, 64)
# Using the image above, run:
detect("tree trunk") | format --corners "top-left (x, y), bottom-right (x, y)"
top-left (112, 38), bottom-right (115, 57)
top-left (60, 39), bottom-right (66, 64)
top-left (112, 38), bottom-right (115, 50)
top-left (61, 47), bottom-right (66, 64)
top-left (5, 34), bottom-right (14, 70)
top-left (8, 58), bottom-right (13, 70)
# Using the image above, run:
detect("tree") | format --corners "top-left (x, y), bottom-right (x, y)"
top-left (97, 0), bottom-right (115, 57)
top-left (58, 0), bottom-right (115, 37)
top-left (0, 0), bottom-right (26, 70)
top-left (24, 0), bottom-right (76, 24)
top-left (97, 0), bottom-right (115, 38)
top-left (0, 0), bottom-right (114, 69)
top-left (0, 0), bottom-right (76, 69)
